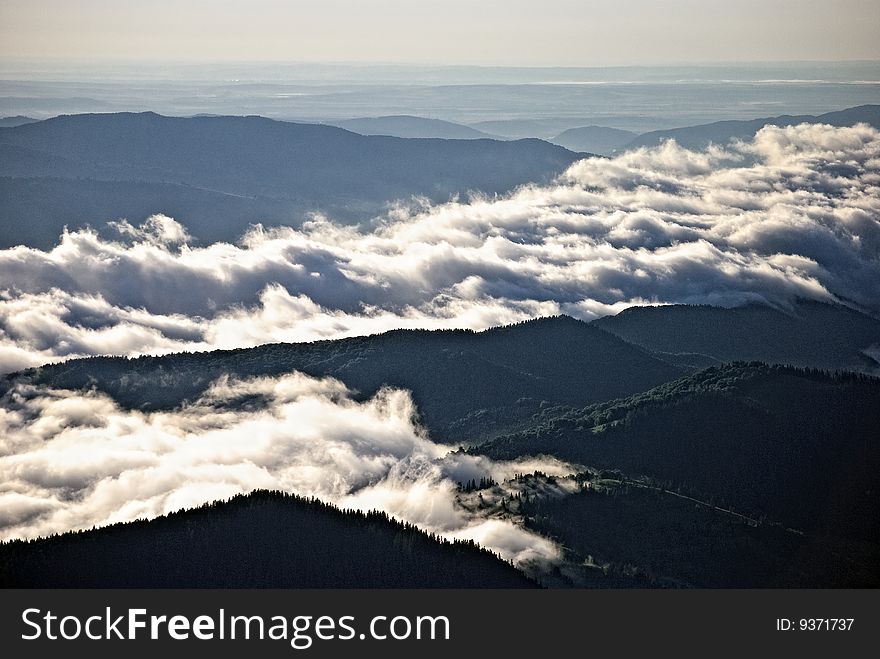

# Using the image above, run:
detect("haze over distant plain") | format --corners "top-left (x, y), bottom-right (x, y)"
top-left (2, 0), bottom-right (879, 64)
top-left (3, 0), bottom-right (879, 131)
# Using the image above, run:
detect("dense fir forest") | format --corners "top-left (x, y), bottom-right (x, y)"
top-left (520, 478), bottom-right (880, 588)
top-left (476, 363), bottom-right (880, 539)
top-left (0, 491), bottom-right (537, 588)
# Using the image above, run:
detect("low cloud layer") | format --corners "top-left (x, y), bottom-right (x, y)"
top-left (1, 122), bottom-right (879, 373)
top-left (0, 372), bottom-right (572, 565)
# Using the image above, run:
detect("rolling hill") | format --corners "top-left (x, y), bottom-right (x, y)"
top-left (0, 112), bottom-right (581, 248)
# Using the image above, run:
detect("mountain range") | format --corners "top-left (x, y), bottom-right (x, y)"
top-left (13, 315), bottom-right (682, 444)
top-left (3, 301), bottom-right (877, 587)
top-left (625, 104), bottom-right (880, 150)
top-left (320, 105), bottom-right (880, 154)
top-left (2, 106), bottom-right (878, 249)
top-left (2, 102), bottom-right (879, 588)
top-left (0, 112), bottom-right (580, 248)
top-left (14, 298), bottom-right (877, 418)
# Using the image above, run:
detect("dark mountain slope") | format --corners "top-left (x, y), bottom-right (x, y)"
top-left (476, 363), bottom-right (880, 538)
top-left (10, 316), bottom-right (683, 444)
top-left (625, 104), bottom-right (880, 150)
top-left (522, 479), bottom-right (879, 588)
top-left (592, 300), bottom-right (880, 372)
top-left (0, 490), bottom-right (536, 588)
top-left (0, 112), bottom-right (581, 248)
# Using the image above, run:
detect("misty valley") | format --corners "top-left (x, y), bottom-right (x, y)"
top-left (1, 103), bottom-right (879, 589)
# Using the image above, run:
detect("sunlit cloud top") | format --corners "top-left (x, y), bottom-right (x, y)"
top-left (1, 122), bottom-right (878, 374)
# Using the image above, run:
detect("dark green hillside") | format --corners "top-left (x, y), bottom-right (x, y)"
top-left (0, 491), bottom-right (536, 588)
top-left (476, 363), bottom-right (880, 538)
top-left (522, 480), bottom-right (879, 588)
top-left (11, 316), bottom-right (683, 444)
top-left (592, 301), bottom-right (880, 372)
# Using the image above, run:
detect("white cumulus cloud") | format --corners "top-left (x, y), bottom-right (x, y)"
top-left (0, 372), bottom-right (574, 566)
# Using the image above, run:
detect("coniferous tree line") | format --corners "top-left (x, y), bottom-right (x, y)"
top-left (3, 316), bottom-right (683, 445)
top-left (519, 479), bottom-right (880, 588)
top-left (475, 362), bottom-right (880, 540)
top-left (457, 477), bottom-right (498, 492)
top-left (0, 490), bottom-right (538, 588)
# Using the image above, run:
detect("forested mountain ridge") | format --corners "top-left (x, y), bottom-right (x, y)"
top-left (592, 300), bottom-right (880, 372)
top-left (476, 363), bottom-right (880, 538)
top-left (8, 315), bottom-right (683, 444)
top-left (521, 477), bottom-right (879, 588)
top-left (0, 490), bottom-right (538, 588)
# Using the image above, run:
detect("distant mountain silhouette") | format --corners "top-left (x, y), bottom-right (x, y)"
top-left (0, 490), bottom-right (536, 588)
top-left (624, 104), bottom-right (880, 150)
top-left (0, 112), bottom-right (581, 248)
top-left (328, 115), bottom-right (500, 140)
top-left (477, 363), bottom-right (880, 539)
top-left (592, 300), bottom-right (880, 372)
top-left (11, 316), bottom-right (683, 444)
top-left (0, 115), bottom-right (38, 128)
top-left (0, 176), bottom-right (300, 249)
top-left (467, 118), bottom-right (598, 140)
top-left (550, 125), bottom-right (636, 155)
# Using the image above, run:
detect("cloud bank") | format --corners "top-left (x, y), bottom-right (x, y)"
top-left (1, 122), bottom-right (879, 373)
top-left (0, 372), bottom-right (572, 565)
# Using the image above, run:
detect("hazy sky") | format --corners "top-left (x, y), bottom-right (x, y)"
top-left (1, 0), bottom-right (878, 66)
